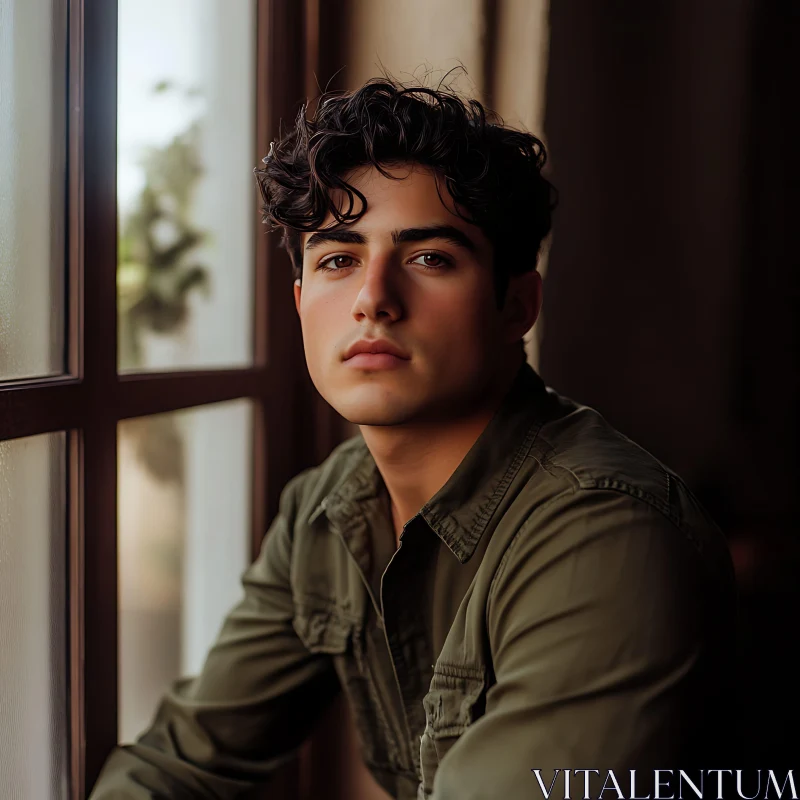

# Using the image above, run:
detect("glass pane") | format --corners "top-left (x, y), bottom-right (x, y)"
top-left (117, 0), bottom-right (256, 373)
top-left (118, 400), bottom-right (253, 742)
top-left (0, 432), bottom-right (68, 798)
top-left (0, 0), bottom-right (67, 380)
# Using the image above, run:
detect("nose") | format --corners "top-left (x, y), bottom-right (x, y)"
top-left (350, 256), bottom-right (404, 324)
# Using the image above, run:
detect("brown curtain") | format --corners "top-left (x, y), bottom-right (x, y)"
top-left (541, 0), bottom-right (799, 765)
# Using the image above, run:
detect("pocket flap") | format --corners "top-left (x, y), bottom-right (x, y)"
top-left (292, 604), bottom-right (353, 653)
top-left (422, 664), bottom-right (486, 738)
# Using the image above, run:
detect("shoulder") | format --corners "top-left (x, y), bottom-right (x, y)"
top-left (507, 388), bottom-right (734, 585)
top-left (487, 392), bottom-right (736, 645)
top-left (533, 390), bottom-right (675, 513)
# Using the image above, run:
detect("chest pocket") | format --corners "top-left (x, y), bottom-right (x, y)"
top-left (418, 662), bottom-right (487, 797)
top-left (292, 601), bottom-right (404, 772)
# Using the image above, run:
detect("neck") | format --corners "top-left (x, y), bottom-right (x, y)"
top-left (360, 355), bottom-right (525, 544)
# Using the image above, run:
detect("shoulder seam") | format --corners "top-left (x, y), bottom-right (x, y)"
top-left (579, 479), bottom-right (704, 554)
top-left (486, 480), bottom-right (708, 621)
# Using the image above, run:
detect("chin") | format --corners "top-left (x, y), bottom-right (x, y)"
top-left (342, 410), bottom-right (414, 427)
top-left (334, 399), bottom-right (419, 427)
top-left (326, 383), bottom-right (424, 427)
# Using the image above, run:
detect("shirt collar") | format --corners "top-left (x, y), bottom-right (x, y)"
top-left (309, 361), bottom-right (551, 563)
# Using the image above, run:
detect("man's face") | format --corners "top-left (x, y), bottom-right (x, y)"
top-left (294, 163), bottom-right (537, 426)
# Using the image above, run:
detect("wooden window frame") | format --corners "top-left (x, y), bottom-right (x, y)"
top-left (0, 0), bottom-right (347, 796)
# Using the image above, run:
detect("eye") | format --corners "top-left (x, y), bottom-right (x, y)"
top-left (317, 254), bottom-right (356, 272)
top-left (409, 252), bottom-right (452, 270)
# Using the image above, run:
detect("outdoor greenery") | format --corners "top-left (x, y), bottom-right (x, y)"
top-left (117, 81), bottom-right (210, 482)
top-left (118, 80), bottom-right (211, 371)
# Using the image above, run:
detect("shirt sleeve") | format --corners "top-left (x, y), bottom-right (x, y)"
top-left (88, 472), bottom-right (342, 799)
top-left (428, 487), bottom-right (735, 800)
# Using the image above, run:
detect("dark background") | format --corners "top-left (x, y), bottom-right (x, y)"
top-left (541, 0), bottom-right (799, 767)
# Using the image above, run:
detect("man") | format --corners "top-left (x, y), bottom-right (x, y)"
top-left (91, 77), bottom-right (737, 799)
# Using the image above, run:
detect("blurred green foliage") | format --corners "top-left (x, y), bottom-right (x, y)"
top-left (118, 82), bottom-right (211, 371)
top-left (118, 82), bottom-right (211, 484)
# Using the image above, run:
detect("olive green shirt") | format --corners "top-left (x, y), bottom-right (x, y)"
top-left (90, 362), bottom-right (737, 799)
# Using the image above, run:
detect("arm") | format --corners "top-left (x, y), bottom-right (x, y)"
top-left (429, 488), bottom-right (735, 800)
top-left (89, 472), bottom-right (341, 799)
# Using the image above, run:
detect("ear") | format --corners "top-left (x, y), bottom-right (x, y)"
top-left (293, 278), bottom-right (302, 317)
top-left (503, 271), bottom-right (542, 342)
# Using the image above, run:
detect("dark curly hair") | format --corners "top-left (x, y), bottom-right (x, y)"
top-left (254, 73), bottom-right (556, 307)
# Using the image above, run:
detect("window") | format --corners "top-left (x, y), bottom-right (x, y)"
top-left (0, 432), bottom-right (68, 799)
top-left (0, 0), bottom-right (67, 382)
top-left (117, 0), bottom-right (255, 373)
top-left (0, 1), bottom-right (340, 796)
top-left (117, 401), bottom-right (254, 742)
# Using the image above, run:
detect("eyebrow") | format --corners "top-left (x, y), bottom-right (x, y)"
top-left (303, 224), bottom-right (477, 253)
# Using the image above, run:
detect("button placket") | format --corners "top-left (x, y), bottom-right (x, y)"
top-left (381, 519), bottom-right (436, 781)
top-left (330, 505), bottom-right (409, 771)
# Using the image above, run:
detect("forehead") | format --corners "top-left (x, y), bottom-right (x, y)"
top-left (301, 163), bottom-right (486, 248)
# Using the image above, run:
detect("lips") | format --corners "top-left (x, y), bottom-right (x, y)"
top-left (343, 339), bottom-right (410, 361)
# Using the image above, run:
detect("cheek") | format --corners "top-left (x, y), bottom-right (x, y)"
top-left (299, 297), bottom-right (327, 354)
top-left (299, 292), bottom-right (348, 360)
top-left (420, 286), bottom-right (498, 348)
